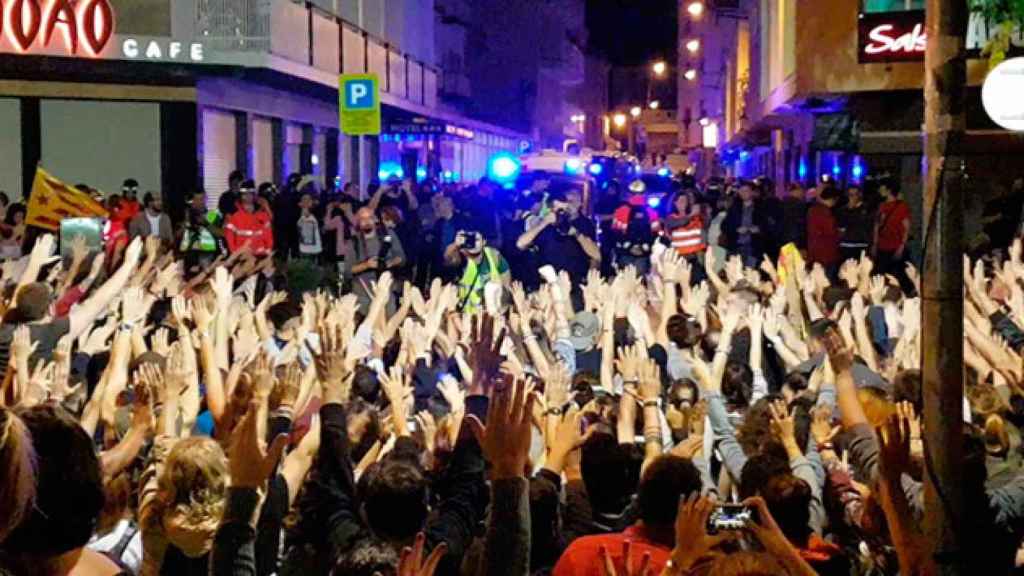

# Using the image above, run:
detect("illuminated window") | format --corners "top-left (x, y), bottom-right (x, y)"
top-left (861, 0), bottom-right (925, 12)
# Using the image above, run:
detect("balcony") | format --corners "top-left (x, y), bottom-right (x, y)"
top-left (191, 0), bottom-right (439, 108)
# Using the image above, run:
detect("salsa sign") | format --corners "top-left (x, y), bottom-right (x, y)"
top-left (858, 10), bottom-right (1024, 63)
top-left (1, 0), bottom-right (115, 57)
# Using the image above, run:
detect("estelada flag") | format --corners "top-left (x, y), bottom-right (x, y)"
top-left (26, 167), bottom-right (109, 231)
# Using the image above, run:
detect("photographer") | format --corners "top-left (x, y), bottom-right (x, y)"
top-left (341, 207), bottom-right (406, 312)
top-left (516, 189), bottom-right (600, 289)
top-left (445, 228), bottom-right (510, 313)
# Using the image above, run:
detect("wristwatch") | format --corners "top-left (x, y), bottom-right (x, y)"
top-left (544, 406), bottom-right (565, 417)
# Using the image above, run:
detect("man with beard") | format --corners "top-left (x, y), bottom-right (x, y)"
top-left (128, 192), bottom-right (173, 247)
top-left (341, 207), bottom-right (406, 311)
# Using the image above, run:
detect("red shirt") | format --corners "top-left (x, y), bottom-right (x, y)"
top-left (612, 195), bottom-right (661, 234)
top-left (876, 199), bottom-right (910, 252)
top-left (806, 203), bottom-right (840, 266)
top-left (552, 525), bottom-right (672, 576)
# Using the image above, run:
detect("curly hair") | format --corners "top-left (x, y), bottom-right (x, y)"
top-left (152, 437), bottom-right (228, 532)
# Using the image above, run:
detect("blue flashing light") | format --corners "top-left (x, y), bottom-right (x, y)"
top-left (381, 134), bottom-right (390, 143)
top-left (452, 171), bottom-right (460, 181)
top-left (416, 167), bottom-right (428, 181)
top-left (443, 170), bottom-right (453, 181)
top-left (502, 182), bottom-right (515, 190)
top-left (657, 167), bottom-right (670, 177)
top-left (589, 162), bottom-right (604, 176)
top-left (739, 150), bottom-right (750, 160)
top-left (852, 160), bottom-right (864, 180)
top-left (647, 196), bottom-right (662, 209)
top-left (378, 161), bottom-right (404, 181)
top-left (564, 158), bottom-right (583, 174)
top-left (798, 158), bottom-right (808, 180)
top-left (832, 162), bottom-right (841, 176)
top-left (488, 153), bottom-right (521, 181)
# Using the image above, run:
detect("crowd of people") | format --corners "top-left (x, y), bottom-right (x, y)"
top-left (0, 167), bottom-right (1020, 576)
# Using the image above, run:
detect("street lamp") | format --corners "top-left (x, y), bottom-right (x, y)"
top-left (649, 100), bottom-right (660, 110)
top-left (686, 2), bottom-right (704, 17)
top-left (613, 113), bottom-right (627, 128)
top-left (630, 106), bottom-right (642, 118)
top-left (684, 68), bottom-right (697, 81)
top-left (699, 117), bottom-right (710, 126)
top-left (652, 61), bottom-right (667, 76)
top-left (686, 39), bottom-right (700, 53)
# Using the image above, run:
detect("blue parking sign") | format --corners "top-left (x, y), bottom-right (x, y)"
top-left (345, 79), bottom-right (375, 109)
top-left (339, 74), bottom-right (381, 135)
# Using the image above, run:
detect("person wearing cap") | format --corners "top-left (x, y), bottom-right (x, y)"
top-left (611, 179), bottom-right (661, 275)
top-left (180, 190), bottom-right (222, 270)
top-left (444, 228), bottom-right (510, 313)
top-left (120, 179), bottom-right (142, 220)
top-left (224, 180), bottom-right (274, 255)
top-left (128, 191), bottom-right (173, 247)
top-left (568, 310), bottom-right (602, 375)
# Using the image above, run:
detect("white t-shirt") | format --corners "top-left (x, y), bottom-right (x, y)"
top-left (146, 212), bottom-right (162, 237)
top-left (298, 214), bottom-right (322, 255)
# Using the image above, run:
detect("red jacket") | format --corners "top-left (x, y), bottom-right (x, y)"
top-left (807, 203), bottom-right (840, 266)
top-left (225, 208), bottom-right (273, 254)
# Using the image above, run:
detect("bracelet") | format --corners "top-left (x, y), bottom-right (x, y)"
top-left (640, 398), bottom-right (660, 409)
top-left (544, 406), bottom-right (565, 417)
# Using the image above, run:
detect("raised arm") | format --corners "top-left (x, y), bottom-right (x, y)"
top-left (69, 237), bottom-right (144, 339)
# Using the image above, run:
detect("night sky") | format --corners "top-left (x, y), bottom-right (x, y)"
top-left (585, 0), bottom-right (678, 66)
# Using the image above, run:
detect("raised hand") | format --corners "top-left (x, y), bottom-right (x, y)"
top-left (467, 314), bottom-right (506, 394)
top-left (437, 375), bottom-right (465, 415)
top-left (228, 398), bottom-right (289, 489)
top-left (381, 532), bottom-right (447, 576)
top-left (466, 377), bottom-right (536, 479)
top-left (822, 325), bottom-right (854, 374)
top-left (269, 362), bottom-right (302, 412)
top-left (120, 286), bottom-right (149, 325)
top-left (668, 494), bottom-right (734, 571)
top-left (768, 400), bottom-right (797, 448)
top-left (598, 541), bottom-right (653, 576)
top-left (315, 320), bottom-right (353, 405)
top-left (810, 405), bottom-right (840, 448)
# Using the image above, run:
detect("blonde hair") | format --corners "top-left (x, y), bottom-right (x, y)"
top-left (0, 408), bottom-right (37, 543)
top-left (154, 437), bottom-right (228, 529)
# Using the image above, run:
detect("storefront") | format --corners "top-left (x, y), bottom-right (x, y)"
top-left (0, 0), bottom-right (531, 217)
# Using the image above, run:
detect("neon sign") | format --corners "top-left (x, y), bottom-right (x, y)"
top-left (859, 10), bottom-right (1024, 63)
top-left (863, 23), bottom-right (926, 57)
top-left (1, 0), bottom-right (114, 57)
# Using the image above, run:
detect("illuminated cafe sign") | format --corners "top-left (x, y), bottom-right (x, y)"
top-left (0, 0), bottom-right (203, 62)
top-left (858, 10), bottom-right (1024, 63)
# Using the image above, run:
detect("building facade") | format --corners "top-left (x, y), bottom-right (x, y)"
top-left (0, 0), bottom-right (537, 215)
top-left (679, 0), bottom-right (1024, 255)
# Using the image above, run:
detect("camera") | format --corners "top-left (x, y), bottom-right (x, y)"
top-left (707, 503), bottom-right (756, 534)
top-left (459, 230), bottom-right (478, 250)
top-left (555, 209), bottom-right (573, 235)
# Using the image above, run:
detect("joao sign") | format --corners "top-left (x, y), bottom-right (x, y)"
top-left (858, 10), bottom-right (1024, 63)
top-left (0, 0), bottom-right (205, 62)
top-left (339, 74), bottom-right (381, 136)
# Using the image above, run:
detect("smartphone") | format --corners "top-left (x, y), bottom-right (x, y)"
top-left (706, 503), bottom-right (755, 534)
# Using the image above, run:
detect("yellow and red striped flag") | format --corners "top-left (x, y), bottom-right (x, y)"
top-left (25, 167), bottom-right (108, 231)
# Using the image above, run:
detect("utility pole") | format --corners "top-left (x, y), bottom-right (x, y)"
top-left (922, 0), bottom-right (967, 573)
